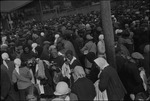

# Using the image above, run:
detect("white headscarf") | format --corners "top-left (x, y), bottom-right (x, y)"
top-left (14, 58), bottom-right (21, 75)
top-left (54, 34), bottom-right (60, 45)
top-left (1, 53), bottom-right (10, 69)
top-left (73, 66), bottom-right (86, 81)
top-left (94, 57), bottom-right (109, 78)
top-left (99, 34), bottom-right (104, 40)
top-left (94, 57), bottom-right (109, 70)
top-left (41, 32), bottom-right (45, 36)
top-left (31, 43), bottom-right (38, 53)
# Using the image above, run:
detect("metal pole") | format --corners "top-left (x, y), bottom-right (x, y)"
top-left (100, 0), bottom-right (116, 68)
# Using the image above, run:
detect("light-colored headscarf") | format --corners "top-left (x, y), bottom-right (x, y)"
top-left (94, 57), bottom-right (109, 70)
top-left (40, 32), bottom-right (45, 36)
top-left (1, 53), bottom-right (10, 69)
top-left (31, 43), bottom-right (38, 53)
top-left (54, 34), bottom-right (60, 45)
top-left (14, 58), bottom-right (21, 75)
top-left (94, 57), bottom-right (109, 78)
top-left (73, 66), bottom-right (86, 80)
top-left (99, 34), bottom-right (104, 40)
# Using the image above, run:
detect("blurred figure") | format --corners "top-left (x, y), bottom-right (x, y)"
top-left (52, 81), bottom-right (78, 101)
top-left (12, 58), bottom-right (33, 100)
top-left (94, 57), bottom-right (126, 100)
top-left (71, 66), bottom-right (96, 101)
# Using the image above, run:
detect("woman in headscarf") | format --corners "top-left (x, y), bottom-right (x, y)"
top-left (97, 34), bottom-right (106, 58)
top-left (12, 58), bottom-right (33, 101)
top-left (71, 66), bottom-right (96, 101)
top-left (94, 57), bottom-right (126, 100)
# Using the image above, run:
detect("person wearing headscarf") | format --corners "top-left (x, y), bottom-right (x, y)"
top-left (71, 66), bottom-right (96, 101)
top-left (31, 43), bottom-right (38, 53)
top-left (94, 57), bottom-right (126, 100)
top-left (12, 58), bottom-right (33, 101)
top-left (97, 34), bottom-right (106, 58)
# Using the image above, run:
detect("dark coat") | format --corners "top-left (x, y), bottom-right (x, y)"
top-left (40, 61), bottom-right (54, 96)
top-left (1, 60), bottom-right (15, 82)
top-left (1, 68), bottom-right (11, 101)
top-left (121, 60), bottom-right (145, 94)
top-left (99, 66), bottom-right (126, 100)
top-left (71, 77), bottom-right (96, 101)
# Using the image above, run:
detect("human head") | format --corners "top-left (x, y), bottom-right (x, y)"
top-left (14, 58), bottom-right (21, 67)
top-left (23, 45), bottom-right (31, 54)
top-left (26, 85), bottom-right (40, 101)
top-left (72, 66), bottom-right (86, 82)
top-left (65, 50), bottom-right (73, 62)
top-left (1, 52), bottom-right (9, 60)
top-left (131, 52), bottom-right (144, 66)
top-left (50, 48), bottom-right (58, 58)
top-left (98, 34), bottom-right (104, 40)
top-left (54, 81), bottom-right (71, 96)
top-left (86, 34), bottom-right (93, 40)
top-left (94, 57), bottom-right (109, 71)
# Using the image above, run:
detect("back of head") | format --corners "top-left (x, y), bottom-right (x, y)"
top-left (73, 66), bottom-right (86, 78)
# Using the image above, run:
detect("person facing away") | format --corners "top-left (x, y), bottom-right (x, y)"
top-left (71, 66), bottom-right (96, 101)
top-left (94, 57), bottom-right (127, 100)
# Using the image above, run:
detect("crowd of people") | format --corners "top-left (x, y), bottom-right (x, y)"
top-left (1, 0), bottom-right (150, 101)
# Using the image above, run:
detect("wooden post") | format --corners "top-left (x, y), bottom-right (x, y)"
top-left (39, 0), bottom-right (43, 21)
top-left (100, 0), bottom-right (116, 68)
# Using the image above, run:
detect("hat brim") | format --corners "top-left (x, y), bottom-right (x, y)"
top-left (54, 88), bottom-right (71, 95)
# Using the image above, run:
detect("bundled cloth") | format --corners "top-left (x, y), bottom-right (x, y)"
top-left (94, 80), bottom-right (108, 101)
top-left (36, 60), bottom-right (47, 80)
top-left (62, 63), bottom-right (71, 79)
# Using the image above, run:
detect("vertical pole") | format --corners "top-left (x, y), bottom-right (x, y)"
top-left (39, 0), bottom-right (43, 21)
top-left (100, 0), bottom-right (116, 68)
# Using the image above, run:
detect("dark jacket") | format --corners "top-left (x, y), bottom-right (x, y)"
top-left (71, 77), bottom-right (96, 101)
top-left (121, 60), bottom-right (145, 94)
top-left (1, 68), bottom-right (11, 100)
top-left (99, 66), bottom-right (126, 100)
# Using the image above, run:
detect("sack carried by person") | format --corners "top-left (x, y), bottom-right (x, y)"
top-left (94, 80), bottom-right (108, 101)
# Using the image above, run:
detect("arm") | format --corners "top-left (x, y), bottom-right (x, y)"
top-left (99, 70), bottom-right (109, 92)
top-left (12, 70), bottom-right (17, 83)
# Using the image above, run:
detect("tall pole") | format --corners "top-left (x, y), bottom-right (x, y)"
top-left (39, 0), bottom-right (43, 21)
top-left (100, 0), bottom-right (116, 68)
